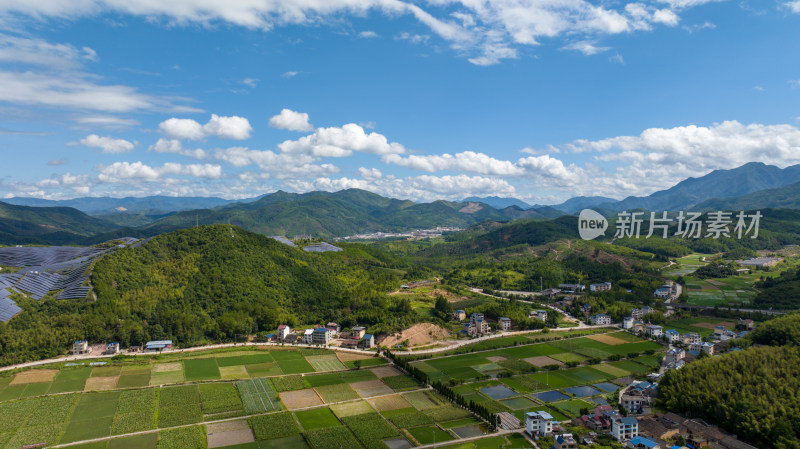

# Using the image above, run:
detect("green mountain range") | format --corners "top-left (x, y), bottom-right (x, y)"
top-left (0, 202), bottom-right (117, 245)
top-left (693, 181), bottom-right (800, 211)
top-left (599, 162), bottom-right (800, 212)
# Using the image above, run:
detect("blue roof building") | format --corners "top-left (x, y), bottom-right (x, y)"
top-left (629, 435), bottom-right (660, 448)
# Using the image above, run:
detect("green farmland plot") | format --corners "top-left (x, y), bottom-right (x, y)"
top-left (158, 385), bottom-right (202, 428)
top-left (117, 368), bottom-right (151, 388)
top-left (276, 358), bottom-right (315, 375)
top-left (199, 382), bottom-right (244, 415)
top-left (552, 399), bottom-right (595, 418)
top-left (111, 388), bottom-right (156, 435)
top-left (306, 355), bottom-right (347, 372)
top-left (406, 425), bottom-right (454, 445)
top-left (315, 383), bottom-right (359, 403)
top-left (249, 412), bottom-right (300, 440)
top-left (237, 378), bottom-right (281, 414)
top-left (305, 373), bottom-right (345, 388)
top-left (49, 367), bottom-right (91, 393)
top-left (295, 407), bottom-right (341, 431)
top-left (108, 433), bottom-right (159, 449)
top-left (341, 413), bottom-right (400, 449)
top-left (158, 425), bottom-right (205, 449)
top-left (216, 352), bottom-right (273, 367)
top-left (304, 426), bottom-right (364, 449)
top-left (183, 358), bottom-right (220, 381)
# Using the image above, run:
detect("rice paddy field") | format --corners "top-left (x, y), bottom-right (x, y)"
top-left (0, 344), bottom-right (542, 449)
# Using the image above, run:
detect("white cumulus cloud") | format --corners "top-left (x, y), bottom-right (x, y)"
top-left (159, 114), bottom-right (253, 140)
top-left (79, 134), bottom-right (135, 153)
top-left (97, 161), bottom-right (222, 183)
top-left (278, 123), bottom-right (405, 157)
top-left (269, 109), bottom-right (313, 131)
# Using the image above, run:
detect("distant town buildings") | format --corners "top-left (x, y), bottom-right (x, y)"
top-left (351, 326), bottom-right (366, 339)
top-left (590, 314), bottom-right (612, 325)
top-left (646, 325), bottom-right (663, 338)
top-left (463, 312), bottom-right (491, 337)
top-left (73, 340), bottom-right (89, 355)
top-left (590, 282), bottom-right (612, 292)
top-left (558, 283), bottom-right (585, 292)
top-left (530, 309), bottom-right (549, 322)
top-left (681, 332), bottom-right (702, 345)
top-left (312, 327), bottom-right (331, 345)
top-left (622, 316), bottom-right (634, 329)
top-left (738, 257), bottom-right (782, 267)
top-left (145, 340), bottom-right (173, 352)
top-left (526, 411), bottom-right (556, 436)
top-left (361, 333), bottom-right (375, 348)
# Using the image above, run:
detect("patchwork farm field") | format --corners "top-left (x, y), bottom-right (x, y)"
top-left (408, 330), bottom-right (664, 423)
top-left (0, 342), bottom-right (539, 449)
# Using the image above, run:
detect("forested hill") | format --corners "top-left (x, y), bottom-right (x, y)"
top-left (659, 314), bottom-right (800, 449)
top-left (0, 225), bottom-right (417, 365)
top-left (0, 201), bottom-right (118, 245)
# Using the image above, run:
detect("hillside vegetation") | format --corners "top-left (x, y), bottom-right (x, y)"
top-left (0, 225), bottom-right (416, 365)
top-left (658, 345), bottom-right (800, 449)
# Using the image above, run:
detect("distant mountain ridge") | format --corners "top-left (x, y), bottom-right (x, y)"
top-left (463, 196), bottom-right (533, 209)
top-left (550, 196), bottom-right (618, 214)
top-left (3, 195), bottom-right (244, 215)
top-left (598, 162), bottom-right (800, 212)
top-left (693, 181), bottom-right (800, 211)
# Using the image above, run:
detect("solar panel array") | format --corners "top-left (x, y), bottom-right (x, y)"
top-left (269, 236), bottom-right (297, 247)
top-left (303, 242), bottom-right (343, 253)
top-left (0, 240), bottom-right (140, 321)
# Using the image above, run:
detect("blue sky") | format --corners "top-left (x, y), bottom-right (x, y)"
top-left (1, 0), bottom-right (799, 204)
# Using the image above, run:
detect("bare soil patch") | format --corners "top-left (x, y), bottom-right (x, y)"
top-left (84, 376), bottom-right (119, 391)
top-left (350, 379), bottom-right (394, 398)
top-left (206, 420), bottom-right (250, 433)
top-left (379, 323), bottom-right (450, 348)
top-left (370, 366), bottom-right (401, 379)
top-left (523, 356), bottom-right (563, 367)
top-left (335, 352), bottom-right (372, 362)
top-left (279, 388), bottom-right (324, 409)
top-left (153, 362), bottom-right (182, 372)
top-left (207, 429), bottom-right (255, 448)
top-left (586, 334), bottom-right (627, 346)
top-left (10, 369), bottom-right (57, 385)
top-left (486, 356), bottom-right (506, 363)
top-left (369, 394), bottom-right (412, 412)
top-left (693, 321), bottom-right (735, 329)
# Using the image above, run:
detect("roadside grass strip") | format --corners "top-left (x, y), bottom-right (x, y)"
top-left (199, 382), bottom-right (244, 415)
top-left (108, 432), bottom-right (158, 449)
top-left (158, 385), bottom-right (202, 428)
top-left (341, 412), bottom-right (400, 449)
top-left (236, 378), bottom-right (281, 414)
top-left (295, 407), bottom-right (341, 431)
top-left (249, 412), bottom-right (300, 440)
top-left (158, 425), bottom-right (205, 449)
top-left (304, 426), bottom-right (364, 449)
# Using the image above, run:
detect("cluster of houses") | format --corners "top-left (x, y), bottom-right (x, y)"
top-left (266, 323), bottom-right (375, 349)
top-left (529, 383), bottom-right (757, 449)
top-left (72, 339), bottom-right (172, 356)
top-left (653, 281), bottom-right (677, 300)
top-left (453, 312), bottom-right (518, 337)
